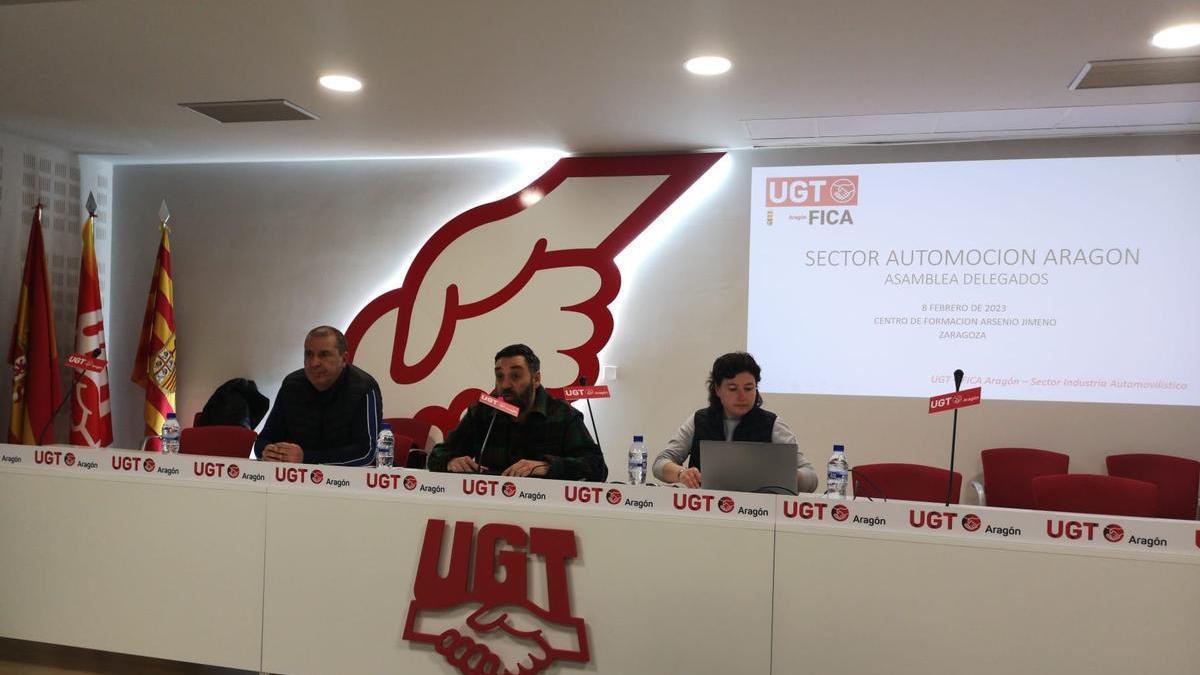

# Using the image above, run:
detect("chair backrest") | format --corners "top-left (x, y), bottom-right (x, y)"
top-left (852, 463), bottom-right (963, 504)
top-left (1106, 453), bottom-right (1200, 520)
top-left (382, 417), bottom-right (443, 453)
top-left (1032, 474), bottom-right (1159, 518)
top-left (390, 433), bottom-right (414, 467)
top-left (179, 426), bottom-right (257, 458)
top-left (980, 447), bottom-right (1070, 509)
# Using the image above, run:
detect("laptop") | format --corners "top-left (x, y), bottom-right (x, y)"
top-left (698, 440), bottom-right (799, 494)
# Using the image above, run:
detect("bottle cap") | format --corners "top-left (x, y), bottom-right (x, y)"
top-left (381, 423), bottom-right (391, 430)
top-left (633, 435), bottom-right (644, 443)
top-left (833, 444), bottom-right (844, 453)
top-left (166, 412), bottom-right (177, 420)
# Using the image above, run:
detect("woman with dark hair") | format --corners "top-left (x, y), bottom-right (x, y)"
top-left (652, 352), bottom-right (818, 492)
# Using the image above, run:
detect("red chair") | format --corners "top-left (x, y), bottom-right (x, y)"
top-left (980, 447), bottom-right (1070, 509)
top-left (179, 426), bottom-right (257, 458)
top-left (383, 417), bottom-right (443, 451)
top-left (1106, 453), bottom-right (1200, 520)
top-left (387, 433), bottom-right (414, 466)
top-left (383, 417), bottom-right (443, 468)
top-left (852, 463), bottom-right (963, 504)
top-left (1032, 474), bottom-right (1159, 518)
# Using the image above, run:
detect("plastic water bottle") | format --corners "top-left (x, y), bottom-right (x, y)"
top-left (160, 413), bottom-right (181, 454)
top-left (628, 435), bottom-right (646, 485)
top-left (376, 424), bottom-right (394, 468)
top-left (825, 444), bottom-right (848, 498)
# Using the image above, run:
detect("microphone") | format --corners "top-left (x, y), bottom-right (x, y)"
top-left (849, 466), bottom-right (888, 502)
top-left (475, 389), bottom-right (516, 472)
top-left (946, 368), bottom-right (963, 505)
top-left (38, 348), bottom-right (102, 445)
top-left (476, 409), bottom-right (499, 472)
top-left (579, 376), bottom-right (602, 454)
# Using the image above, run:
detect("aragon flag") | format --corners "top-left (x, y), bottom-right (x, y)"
top-left (130, 218), bottom-right (176, 441)
top-left (70, 206), bottom-right (114, 447)
top-left (7, 205), bottom-right (62, 445)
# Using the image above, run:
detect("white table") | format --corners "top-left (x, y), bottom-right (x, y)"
top-left (1, 443), bottom-right (1196, 674)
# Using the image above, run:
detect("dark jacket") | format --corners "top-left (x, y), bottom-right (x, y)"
top-left (253, 365), bottom-right (382, 466)
top-left (199, 378), bottom-right (270, 428)
top-left (427, 386), bottom-right (607, 481)
top-left (687, 404), bottom-right (776, 471)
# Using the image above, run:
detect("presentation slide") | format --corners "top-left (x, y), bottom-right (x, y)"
top-left (748, 155), bottom-right (1200, 406)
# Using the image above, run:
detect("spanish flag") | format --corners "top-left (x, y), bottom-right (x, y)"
top-left (131, 219), bottom-right (176, 440)
top-left (70, 208), bottom-right (114, 447)
top-left (7, 205), bottom-right (61, 445)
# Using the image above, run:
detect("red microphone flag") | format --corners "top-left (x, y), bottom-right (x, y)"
top-left (7, 205), bottom-right (61, 445)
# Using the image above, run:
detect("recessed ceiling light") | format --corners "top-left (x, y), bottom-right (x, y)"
top-left (319, 74), bottom-right (363, 92)
top-left (685, 56), bottom-right (732, 76)
top-left (1151, 23), bottom-right (1200, 49)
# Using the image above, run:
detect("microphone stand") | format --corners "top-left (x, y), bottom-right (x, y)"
top-left (945, 369), bottom-right (964, 506)
top-left (849, 466), bottom-right (887, 502)
top-left (475, 409), bottom-right (499, 472)
top-left (39, 369), bottom-right (87, 445)
top-left (579, 376), bottom-right (601, 452)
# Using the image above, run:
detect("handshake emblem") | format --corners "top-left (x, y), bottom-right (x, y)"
top-left (403, 519), bottom-right (590, 675)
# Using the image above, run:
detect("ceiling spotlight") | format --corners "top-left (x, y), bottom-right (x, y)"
top-left (685, 56), bottom-right (732, 76)
top-left (1151, 23), bottom-right (1200, 49)
top-left (319, 74), bottom-right (363, 92)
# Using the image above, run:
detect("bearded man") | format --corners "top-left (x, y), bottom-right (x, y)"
top-left (427, 344), bottom-right (606, 481)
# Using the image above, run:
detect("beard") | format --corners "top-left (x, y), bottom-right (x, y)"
top-left (500, 383), bottom-right (536, 412)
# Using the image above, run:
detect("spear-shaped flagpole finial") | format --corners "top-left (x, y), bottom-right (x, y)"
top-left (158, 200), bottom-right (170, 229)
top-left (86, 191), bottom-right (98, 216)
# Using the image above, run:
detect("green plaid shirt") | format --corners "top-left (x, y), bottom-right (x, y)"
top-left (428, 387), bottom-right (607, 481)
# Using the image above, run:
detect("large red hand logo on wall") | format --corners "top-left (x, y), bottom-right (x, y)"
top-left (404, 519), bottom-right (588, 675)
top-left (345, 153), bottom-right (723, 433)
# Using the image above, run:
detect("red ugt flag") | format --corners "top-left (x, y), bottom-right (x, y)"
top-left (70, 210), bottom-right (113, 447)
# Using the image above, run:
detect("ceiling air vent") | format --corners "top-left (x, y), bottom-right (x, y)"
top-left (1070, 56), bottom-right (1200, 89)
top-left (179, 99), bottom-right (318, 123)
top-left (744, 101), bottom-right (1200, 146)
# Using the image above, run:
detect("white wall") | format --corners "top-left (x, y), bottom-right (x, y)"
top-left (109, 155), bottom-right (547, 448)
top-left (110, 136), bottom-right (1200, 493)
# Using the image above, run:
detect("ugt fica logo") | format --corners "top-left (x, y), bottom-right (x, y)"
top-left (765, 175), bottom-right (859, 206)
top-left (404, 519), bottom-right (589, 675)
